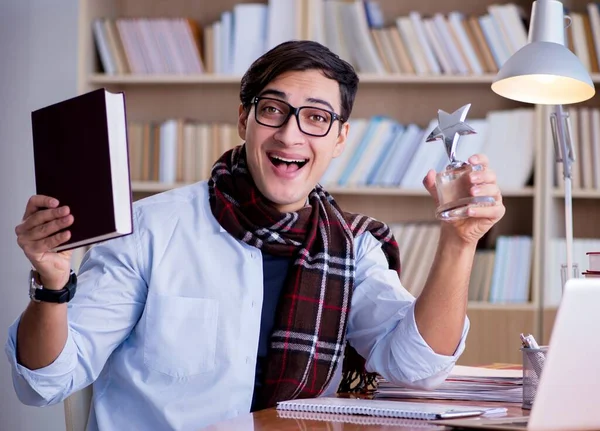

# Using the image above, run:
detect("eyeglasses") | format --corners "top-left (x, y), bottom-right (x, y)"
top-left (251, 96), bottom-right (345, 137)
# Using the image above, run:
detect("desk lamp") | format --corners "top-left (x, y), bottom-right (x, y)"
top-left (491, 0), bottom-right (595, 287)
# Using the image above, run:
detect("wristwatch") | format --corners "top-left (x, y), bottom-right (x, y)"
top-left (29, 270), bottom-right (77, 303)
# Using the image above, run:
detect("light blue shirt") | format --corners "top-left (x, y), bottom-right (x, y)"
top-left (5, 181), bottom-right (469, 431)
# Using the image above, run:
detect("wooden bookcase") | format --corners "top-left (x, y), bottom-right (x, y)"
top-left (77, 0), bottom-right (600, 365)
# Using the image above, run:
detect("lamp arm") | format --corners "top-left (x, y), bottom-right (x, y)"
top-left (550, 104), bottom-right (575, 284)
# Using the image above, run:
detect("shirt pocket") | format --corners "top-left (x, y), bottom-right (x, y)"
top-left (143, 294), bottom-right (219, 378)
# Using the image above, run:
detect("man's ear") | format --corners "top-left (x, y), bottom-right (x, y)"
top-left (332, 121), bottom-right (350, 158)
top-left (238, 104), bottom-right (249, 141)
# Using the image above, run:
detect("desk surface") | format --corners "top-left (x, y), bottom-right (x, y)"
top-left (203, 400), bottom-right (527, 430)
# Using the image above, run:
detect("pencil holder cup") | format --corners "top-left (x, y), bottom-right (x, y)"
top-left (521, 346), bottom-right (549, 410)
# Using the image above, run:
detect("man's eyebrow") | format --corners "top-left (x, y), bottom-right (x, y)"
top-left (258, 89), bottom-right (287, 99)
top-left (306, 97), bottom-right (335, 112)
top-left (257, 90), bottom-right (337, 113)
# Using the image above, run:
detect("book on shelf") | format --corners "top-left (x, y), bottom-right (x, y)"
top-left (468, 249), bottom-right (496, 302)
top-left (31, 88), bottom-right (133, 252)
top-left (91, 1), bottom-right (535, 77)
top-left (584, 251), bottom-right (600, 278)
top-left (588, 252), bottom-right (600, 271)
top-left (488, 236), bottom-right (533, 303)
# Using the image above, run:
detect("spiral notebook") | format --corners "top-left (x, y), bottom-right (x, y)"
top-left (276, 397), bottom-right (507, 420)
top-left (276, 410), bottom-right (445, 428)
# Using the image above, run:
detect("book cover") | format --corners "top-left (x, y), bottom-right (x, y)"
top-left (31, 88), bottom-right (133, 252)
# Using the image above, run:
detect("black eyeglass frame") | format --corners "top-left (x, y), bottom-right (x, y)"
top-left (251, 96), bottom-right (345, 137)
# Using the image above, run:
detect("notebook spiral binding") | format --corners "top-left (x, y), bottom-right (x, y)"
top-left (277, 400), bottom-right (436, 419)
top-left (277, 410), bottom-right (444, 427)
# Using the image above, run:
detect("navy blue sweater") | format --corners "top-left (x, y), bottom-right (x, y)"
top-left (250, 252), bottom-right (293, 411)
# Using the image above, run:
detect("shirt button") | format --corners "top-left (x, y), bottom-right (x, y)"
top-left (250, 252), bottom-right (255, 258)
top-left (246, 356), bottom-right (250, 364)
top-left (251, 300), bottom-right (255, 308)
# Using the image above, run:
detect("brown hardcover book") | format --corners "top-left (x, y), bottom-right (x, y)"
top-left (151, 124), bottom-right (160, 181)
top-left (31, 88), bottom-right (133, 251)
top-left (370, 29), bottom-right (392, 73)
top-left (467, 15), bottom-right (498, 73)
top-left (104, 18), bottom-right (131, 74)
top-left (141, 123), bottom-right (151, 181)
top-left (186, 18), bottom-right (206, 72)
top-left (203, 25), bottom-right (214, 74)
top-left (387, 26), bottom-right (415, 74)
top-left (176, 119), bottom-right (185, 183)
top-left (461, 17), bottom-right (489, 73)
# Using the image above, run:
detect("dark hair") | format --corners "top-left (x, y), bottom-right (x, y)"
top-left (240, 40), bottom-right (359, 122)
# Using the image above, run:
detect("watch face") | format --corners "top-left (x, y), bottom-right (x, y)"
top-left (28, 270), bottom-right (77, 303)
top-left (29, 270), bottom-right (42, 302)
top-left (30, 270), bottom-right (42, 288)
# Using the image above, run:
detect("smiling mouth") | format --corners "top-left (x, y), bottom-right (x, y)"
top-left (268, 154), bottom-right (309, 173)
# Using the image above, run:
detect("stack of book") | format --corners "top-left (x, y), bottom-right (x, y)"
top-left (374, 364), bottom-right (523, 403)
top-left (583, 252), bottom-right (600, 278)
top-left (547, 238), bottom-right (600, 305)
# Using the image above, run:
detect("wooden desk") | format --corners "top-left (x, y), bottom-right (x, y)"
top-left (203, 400), bottom-right (527, 430)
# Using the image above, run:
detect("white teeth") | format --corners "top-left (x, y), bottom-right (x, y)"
top-left (271, 155), bottom-right (308, 163)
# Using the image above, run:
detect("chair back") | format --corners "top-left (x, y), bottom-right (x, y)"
top-left (63, 386), bottom-right (92, 431)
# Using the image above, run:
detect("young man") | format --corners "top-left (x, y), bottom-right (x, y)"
top-left (7, 41), bottom-right (505, 430)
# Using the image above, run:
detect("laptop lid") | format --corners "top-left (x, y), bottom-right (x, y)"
top-left (435, 278), bottom-right (600, 431)
top-left (528, 278), bottom-right (600, 431)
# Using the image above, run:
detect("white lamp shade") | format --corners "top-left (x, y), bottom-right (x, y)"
top-left (491, 41), bottom-right (595, 105)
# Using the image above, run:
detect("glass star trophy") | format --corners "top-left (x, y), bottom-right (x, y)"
top-left (426, 103), bottom-right (496, 220)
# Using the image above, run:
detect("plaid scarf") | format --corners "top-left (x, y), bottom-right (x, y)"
top-left (208, 145), bottom-right (401, 408)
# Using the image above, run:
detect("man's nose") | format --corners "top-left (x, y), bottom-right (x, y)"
top-left (275, 113), bottom-right (305, 143)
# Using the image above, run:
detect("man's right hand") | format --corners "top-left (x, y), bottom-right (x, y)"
top-left (15, 195), bottom-right (74, 290)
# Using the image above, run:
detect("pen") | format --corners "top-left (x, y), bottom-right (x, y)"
top-left (520, 333), bottom-right (545, 376)
top-left (520, 333), bottom-right (529, 348)
top-left (520, 333), bottom-right (540, 349)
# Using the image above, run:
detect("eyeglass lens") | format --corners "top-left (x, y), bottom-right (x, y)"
top-left (255, 98), bottom-right (333, 136)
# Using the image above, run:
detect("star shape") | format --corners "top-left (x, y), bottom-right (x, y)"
top-left (426, 103), bottom-right (476, 163)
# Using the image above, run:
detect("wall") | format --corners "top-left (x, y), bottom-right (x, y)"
top-left (0, 0), bottom-right (78, 429)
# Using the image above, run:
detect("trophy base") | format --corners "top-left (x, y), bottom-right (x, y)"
top-left (436, 196), bottom-right (496, 221)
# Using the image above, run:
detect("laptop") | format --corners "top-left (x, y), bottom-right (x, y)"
top-left (436, 278), bottom-right (600, 431)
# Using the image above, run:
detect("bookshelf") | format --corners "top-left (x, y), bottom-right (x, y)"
top-left (89, 73), bottom-right (502, 84)
top-left (88, 73), bottom-right (600, 85)
top-left (77, 0), bottom-right (600, 366)
top-left (131, 181), bottom-right (536, 197)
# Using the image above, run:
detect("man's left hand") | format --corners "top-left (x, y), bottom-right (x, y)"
top-left (423, 153), bottom-right (506, 246)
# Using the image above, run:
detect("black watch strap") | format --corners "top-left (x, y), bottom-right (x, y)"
top-left (29, 270), bottom-right (77, 304)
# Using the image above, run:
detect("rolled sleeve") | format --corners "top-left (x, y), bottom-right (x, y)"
top-left (4, 208), bottom-right (147, 407)
top-left (386, 301), bottom-right (469, 389)
top-left (5, 316), bottom-right (78, 405)
top-left (347, 231), bottom-right (470, 390)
